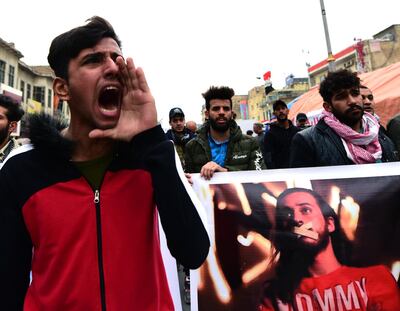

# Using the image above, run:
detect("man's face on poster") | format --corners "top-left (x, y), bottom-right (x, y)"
top-left (276, 191), bottom-right (335, 253)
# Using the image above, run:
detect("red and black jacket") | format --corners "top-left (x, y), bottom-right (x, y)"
top-left (0, 115), bottom-right (210, 311)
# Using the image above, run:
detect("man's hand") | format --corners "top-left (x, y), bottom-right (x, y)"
top-left (200, 161), bottom-right (227, 180)
top-left (89, 57), bottom-right (157, 141)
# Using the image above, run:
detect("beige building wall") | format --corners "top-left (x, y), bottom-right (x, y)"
top-left (247, 86), bottom-right (265, 121)
top-left (0, 41), bottom-right (21, 89)
top-left (232, 95), bottom-right (248, 120)
top-left (309, 25), bottom-right (400, 87)
top-left (0, 36), bottom-right (70, 121)
top-left (368, 25), bottom-right (400, 70)
top-left (17, 64), bottom-right (55, 115)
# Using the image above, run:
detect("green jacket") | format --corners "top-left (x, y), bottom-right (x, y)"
top-left (184, 121), bottom-right (265, 173)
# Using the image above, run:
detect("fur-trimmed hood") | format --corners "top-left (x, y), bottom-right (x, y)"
top-left (28, 113), bottom-right (74, 160)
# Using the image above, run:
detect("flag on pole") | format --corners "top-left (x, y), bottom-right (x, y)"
top-left (263, 71), bottom-right (271, 81)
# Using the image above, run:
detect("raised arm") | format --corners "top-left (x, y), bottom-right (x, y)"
top-left (130, 126), bottom-right (210, 268)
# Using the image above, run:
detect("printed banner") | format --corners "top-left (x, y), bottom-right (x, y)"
top-left (190, 163), bottom-right (400, 310)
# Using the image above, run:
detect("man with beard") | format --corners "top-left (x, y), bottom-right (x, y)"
top-left (0, 94), bottom-right (24, 163)
top-left (290, 70), bottom-right (398, 167)
top-left (260, 188), bottom-right (400, 311)
top-left (185, 86), bottom-right (264, 179)
top-left (263, 100), bottom-right (300, 169)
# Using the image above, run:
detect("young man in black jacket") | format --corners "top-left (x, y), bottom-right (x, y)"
top-left (290, 70), bottom-right (398, 167)
top-left (263, 100), bottom-right (300, 169)
top-left (165, 107), bottom-right (195, 169)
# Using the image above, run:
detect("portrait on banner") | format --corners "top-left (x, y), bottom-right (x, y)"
top-left (191, 163), bottom-right (400, 311)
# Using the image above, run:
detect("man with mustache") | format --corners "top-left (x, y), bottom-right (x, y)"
top-left (290, 69), bottom-right (398, 167)
top-left (0, 94), bottom-right (24, 163)
top-left (185, 86), bottom-right (265, 179)
top-left (263, 100), bottom-right (300, 169)
top-left (260, 187), bottom-right (400, 311)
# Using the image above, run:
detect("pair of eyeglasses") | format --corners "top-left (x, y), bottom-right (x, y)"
top-left (362, 94), bottom-right (374, 101)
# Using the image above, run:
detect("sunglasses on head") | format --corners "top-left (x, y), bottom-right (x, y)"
top-left (362, 94), bottom-right (374, 101)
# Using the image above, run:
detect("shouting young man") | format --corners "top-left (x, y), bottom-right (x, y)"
top-left (0, 16), bottom-right (209, 311)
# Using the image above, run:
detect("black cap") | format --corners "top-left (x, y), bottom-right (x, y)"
top-left (169, 107), bottom-right (185, 120)
top-left (296, 113), bottom-right (308, 122)
top-left (272, 100), bottom-right (287, 111)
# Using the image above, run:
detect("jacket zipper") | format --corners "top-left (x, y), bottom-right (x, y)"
top-left (94, 189), bottom-right (107, 311)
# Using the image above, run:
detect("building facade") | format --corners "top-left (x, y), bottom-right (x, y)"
top-left (0, 36), bottom-right (70, 133)
top-left (308, 24), bottom-right (400, 86)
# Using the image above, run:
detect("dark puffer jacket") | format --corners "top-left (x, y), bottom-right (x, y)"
top-left (263, 121), bottom-right (300, 169)
top-left (184, 121), bottom-right (265, 173)
top-left (290, 119), bottom-right (399, 168)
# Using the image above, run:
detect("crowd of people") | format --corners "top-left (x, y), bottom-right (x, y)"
top-left (0, 15), bottom-right (399, 311)
top-left (159, 66), bottom-right (400, 310)
top-left (165, 70), bottom-right (399, 176)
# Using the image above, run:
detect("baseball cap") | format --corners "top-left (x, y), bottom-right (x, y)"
top-left (296, 113), bottom-right (308, 122)
top-left (169, 107), bottom-right (185, 120)
top-left (272, 100), bottom-right (287, 111)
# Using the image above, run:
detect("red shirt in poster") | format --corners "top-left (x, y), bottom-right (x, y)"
top-left (260, 265), bottom-right (400, 311)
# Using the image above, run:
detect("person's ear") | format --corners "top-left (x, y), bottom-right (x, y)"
top-left (53, 77), bottom-right (70, 101)
top-left (204, 110), bottom-right (209, 120)
top-left (8, 121), bottom-right (17, 134)
top-left (327, 216), bottom-right (335, 233)
top-left (323, 101), bottom-right (332, 112)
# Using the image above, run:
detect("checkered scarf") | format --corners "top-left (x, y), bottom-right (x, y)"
top-left (321, 110), bottom-right (382, 164)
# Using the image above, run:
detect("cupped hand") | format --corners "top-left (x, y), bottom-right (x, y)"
top-left (89, 57), bottom-right (157, 141)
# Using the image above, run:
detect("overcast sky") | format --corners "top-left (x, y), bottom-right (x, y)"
top-left (1, 0), bottom-right (398, 127)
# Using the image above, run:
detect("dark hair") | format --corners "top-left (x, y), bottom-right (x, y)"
top-left (272, 99), bottom-right (287, 111)
top-left (359, 85), bottom-right (369, 90)
top-left (202, 86), bottom-right (234, 110)
top-left (319, 69), bottom-right (360, 104)
top-left (47, 16), bottom-right (121, 80)
top-left (0, 94), bottom-right (24, 122)
top-left (274, 188), bottom-right (344, 258)
top-left (263, 188), bottom-right (349, 306)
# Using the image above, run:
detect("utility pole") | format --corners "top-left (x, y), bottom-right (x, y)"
top-left (319, 0), bottom-right (335, 72)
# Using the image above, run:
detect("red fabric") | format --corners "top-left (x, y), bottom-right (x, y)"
top-left (22, 169), bottom-right (173, 311)
top-left (260, 265), bottom-right (400, 311)
top-left (263, 71), bottom-right (272, 81)
top-left (321, 110), bottom-right (382, 163)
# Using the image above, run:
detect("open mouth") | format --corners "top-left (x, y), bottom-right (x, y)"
top-left (98, 86), bottom-right (121, 117)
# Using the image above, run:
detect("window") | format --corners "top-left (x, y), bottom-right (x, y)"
top-left (20, 80), bottom-right (25, 102)
top-left (33, 86), bottom-right (45, 105)
top-left (47, 89), bottom-right (52, 108)
top-left (8, 65), bottom-right (15, 87)
top-left (27, 84), bottom-right (31, 99)
top-left (0, 60), bottom-right (5, 83)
